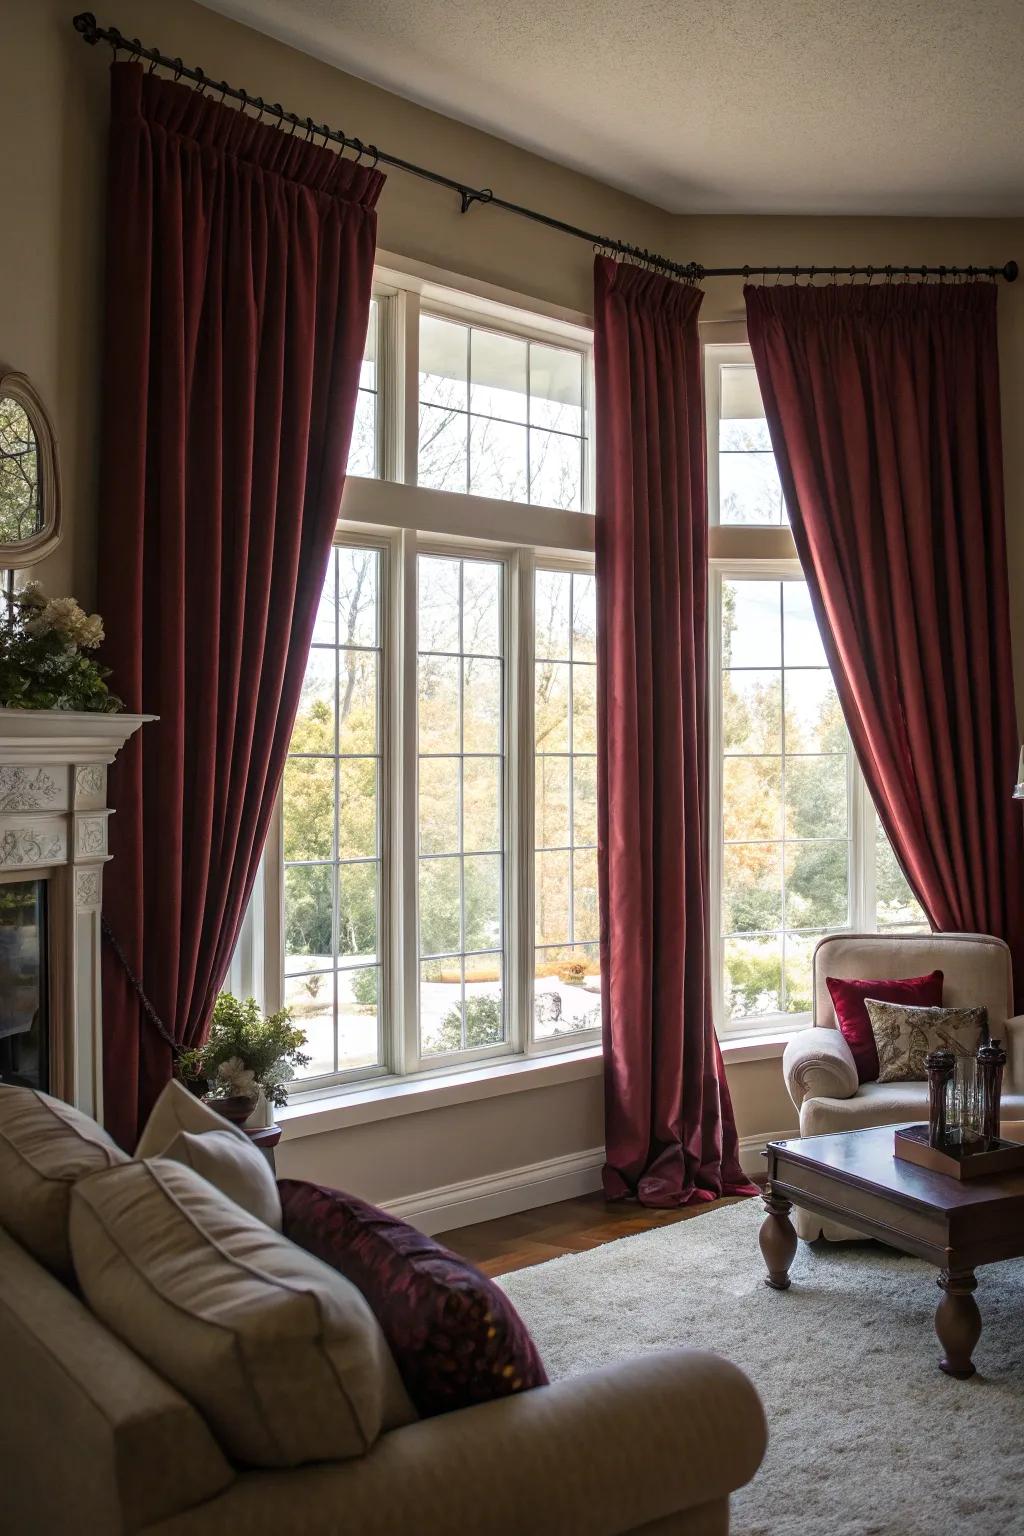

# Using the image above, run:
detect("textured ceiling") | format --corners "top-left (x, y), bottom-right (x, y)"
top-left (198, 0), bottom-right (1024, 215)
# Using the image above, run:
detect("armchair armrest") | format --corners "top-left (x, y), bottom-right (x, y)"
top-left (1002, 1014), bottom-right (1024, 1095)
top-left (143, 1350), bottom-right (767, 1536)
top-left (783, 1027), bottom-right (859, 1110)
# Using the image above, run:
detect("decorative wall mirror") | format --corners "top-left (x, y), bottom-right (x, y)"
top-left (0, 372), bottom-right (62, 567)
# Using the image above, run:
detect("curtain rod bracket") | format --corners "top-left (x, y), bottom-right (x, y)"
top-left (459, 186), bottom-right (494, 216)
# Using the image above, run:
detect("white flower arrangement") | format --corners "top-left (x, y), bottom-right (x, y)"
top-left (20, 583), bottom-right (105, 650)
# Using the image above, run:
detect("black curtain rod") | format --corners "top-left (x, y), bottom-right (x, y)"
top-left (73, 12), bottom-right (1018, 287)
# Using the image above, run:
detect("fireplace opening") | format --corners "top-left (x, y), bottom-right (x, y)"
top-left (0, 879), bottom-right (48, 1093)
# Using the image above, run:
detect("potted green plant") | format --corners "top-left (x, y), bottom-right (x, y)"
top-left (178, 993), bottom-right (309, 1129)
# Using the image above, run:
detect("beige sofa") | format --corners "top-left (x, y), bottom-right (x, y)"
top-left (1, 1143), bottom-right (767, 1535)
top-left (783, 932), bottom-right (1024, 1240)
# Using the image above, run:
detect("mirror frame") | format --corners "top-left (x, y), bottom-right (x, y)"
top-left (0, 371), bottom-right (63, 567)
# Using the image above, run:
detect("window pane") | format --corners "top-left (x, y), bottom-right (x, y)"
top-left (536, 849), bottom-right (570, 945)
top-left (572, 756), bottom-right (597, 847)
top-left (420, 314), bottom-right (468, 410)
top-left (875, 828), bottom-right (928, 929)
top-left (283, 758), bottom-right (334, 862)
top-left (723, 581), bottom-right (781, 668)
top-left (572, 665), bottom-right (597, 752)
top-left (463, 657), bottom-right (502, 753)
top-left (785, 756), bottom-right (848, 840)
top-left (723, 671), bottom-right (782, 755)
top-left (338, 548), bottom-right (379, 648)
top-left (464, 854), bottom-right (501, 952)
top-left (530, 344), bottom-right (583, 435)
top-left (784, 671), bottom-right (843, 753)
top-left (418, 655), bottom-right (461, 755)
top-left (722, 843), bottom-right (783, 935)
top-left (338, 652), bottom-right (378, 755)
top-left (536, 660), bottom-right (570, 751)
top-left (529, 428), bottom-right (582, 510)
top-left (572, 848), bottom-right (599, 942)
top-left (723, 758), bottom-right (783, 842)
top-left (470, 329), bottom-right (527, 422)
top-left (417, 555), bottom-right (505, 1053)
top-left (463, 757), bottom-right (501, 853)
top-left (418, 757), bottom-right (460, 856)
top-left (571, 573), bottom-right (596, 663)
top-left (468, 415), bottom-right (528, 502)
top-left (535, 569), bottom-right (572, 659)
top-left (784, 841), bottom-right (849, 929)
top-left (462, 560), bottom-right (502, 656)
top-left (284, 865), bottom-right (332, 974)
top-left (337, 967), bottom-right (380, 1071)
top-left (534, 945), bottom-right (601, 1039)
top-left (337, 758), bottom-right (376, 860)
top-left (782, 933), bottom-right (820, 1016)
top-left (536, 756), bottom-right (570, 848)
top-left (284, 546), bottom-right (384, 1078)
top-left (418, 403), bottom-right (467, 492)
top-left (347, 390), bottom-right (377, 478)
top-left (783, 583), bottom-right (828, 667)
top-left (719, 451), bottom-right (784, 525)
top-left (723, 935), bottom-right (782, 1019)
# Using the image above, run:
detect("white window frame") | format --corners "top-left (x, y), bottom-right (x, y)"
top-left (240, 257), bottom-right (600, 1098)
top-left (705, 335), bottom-right (924, 1037)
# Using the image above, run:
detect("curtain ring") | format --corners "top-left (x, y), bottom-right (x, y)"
top-left (194, 66), bottom-right (207, 97)
top-left (287, 112), bottom-right (299, 135)
top-left (304, 116), bottom-right (315, 141)
top-left (172, 57), bottom-right (184, 82)
top-left (253, 95), bottom-right (265, 123)
top-left (147, 54), bottom-right (159, 75)
top-left (368, 142), bottom-right (380, 171)
top-left (271, 102), bottom-right (285, 127)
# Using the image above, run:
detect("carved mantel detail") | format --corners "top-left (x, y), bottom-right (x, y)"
top-left (0, 708), bottom-right (155, 1119)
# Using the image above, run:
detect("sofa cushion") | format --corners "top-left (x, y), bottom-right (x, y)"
top-left (864, 999), bottom-right (987, 1083)
top-left (826, 969), bottom-right (943, 1082)
top-left (279, 1179), bottom-right (548, 1419)
top-left (135, 1076), bottom-right (251, 1158)
top-left (157, 1126), bottom-right (282, 1229)
top-left (70, 1160), bottom-right (415, 1468)
top-left (0, 1084), bottom-right (128, 1279)
top-left (800, 1082), bottom-right (1024, 1138)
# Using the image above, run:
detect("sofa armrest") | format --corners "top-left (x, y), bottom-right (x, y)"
top-left (142, 1349), bottom-right (767, 1536)
top-left (1002, 1014), bottom-right (1024, 1095)
top-left (783, 1027), bottom-right (859, 1110)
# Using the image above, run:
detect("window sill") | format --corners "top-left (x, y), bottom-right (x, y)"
top-left (719, 1023), bottom-right (808, 1064)
top-left (277, 1044), bottom-right (604, 1142)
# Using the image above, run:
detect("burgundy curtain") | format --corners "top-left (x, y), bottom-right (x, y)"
top-left (594, 257), bottom-right (755, 1206)
top-left (98, 63), bottom-right (383, 1148)
top-left (745, 282), bottom-right (1024, 992)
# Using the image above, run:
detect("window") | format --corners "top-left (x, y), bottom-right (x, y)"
top-left (247, 264), bottom-right (598, 1092)
top-left (707, 343), bottom-right (926, 1032)
top-left (418, 314), bottom-right (588, 510)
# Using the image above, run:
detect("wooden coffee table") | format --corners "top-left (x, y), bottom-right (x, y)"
top-left (760, 1124), bottom-right (1024, 1378)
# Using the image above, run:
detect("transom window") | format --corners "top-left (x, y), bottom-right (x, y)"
top-left (707, 342), bottom-right (926, 1032)
top-left (237, 264), bottom-right (599, 1092)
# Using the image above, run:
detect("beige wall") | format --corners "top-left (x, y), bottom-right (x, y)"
top-left (4, 0), bottom-right (1020, 1208)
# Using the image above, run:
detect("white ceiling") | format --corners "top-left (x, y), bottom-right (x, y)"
top-left (199, 0), bottom-right (1024, 215)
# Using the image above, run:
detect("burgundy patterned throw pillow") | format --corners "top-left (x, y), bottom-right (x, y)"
top-left (278, 1179), bottom-right (547, 1418)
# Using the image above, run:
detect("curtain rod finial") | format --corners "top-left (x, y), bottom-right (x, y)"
top-left (73, 12), bottom-right (99, 42)
top-left (1005, 261), bottom-right (1019, 284)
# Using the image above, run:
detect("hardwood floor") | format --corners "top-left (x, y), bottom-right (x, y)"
top-left (436, 1190), bottom-right (748, 1277)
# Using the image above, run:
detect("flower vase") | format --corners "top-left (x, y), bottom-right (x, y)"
top-left (244, 1086), bottom-right (275, 1131)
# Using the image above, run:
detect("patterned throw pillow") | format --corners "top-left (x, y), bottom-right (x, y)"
top-left (863, 1000), bottom-right (987, 1083)
top-left (278, 1179), bottom-right (548, 1419)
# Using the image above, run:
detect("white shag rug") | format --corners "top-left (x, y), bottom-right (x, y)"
top-left (499, 1199), bottom-right (1024, 1536)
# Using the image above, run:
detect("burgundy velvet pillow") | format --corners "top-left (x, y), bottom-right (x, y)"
top-left (278, 1179), bottom-right (547, 1418)
top-left (826, 969), bottom-right (944, 1083)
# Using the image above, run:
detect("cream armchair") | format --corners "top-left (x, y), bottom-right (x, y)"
top-left (783, 933), bottom-right (1024, 1240)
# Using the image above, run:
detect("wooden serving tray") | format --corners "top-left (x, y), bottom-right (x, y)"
top-left (895, 1124), bottom-right (1024, 1180)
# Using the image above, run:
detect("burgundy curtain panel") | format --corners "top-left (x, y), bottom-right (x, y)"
top-left (594, 257), bottom-right (754, 1206)
top-left (98, 64), bottom-right (383, 1147)
top-left (745, 282), bottom-right (1024, 992)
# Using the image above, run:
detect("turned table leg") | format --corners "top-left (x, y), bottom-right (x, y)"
top-left (935, 1270), bottom-right (981, 1379)
top-left (759, 1190), bottom-right (798, 1291)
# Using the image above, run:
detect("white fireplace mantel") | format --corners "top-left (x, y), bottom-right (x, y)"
top-left (0, 709), bottom-right (155, 1120)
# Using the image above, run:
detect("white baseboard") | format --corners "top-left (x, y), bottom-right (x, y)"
top-left (384, 1146), bottom-right (605, 1235)
top-left (383, 1129), bottom-right (797, 1235)
top-left (738, 1129), bottom-right (798, 1181)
